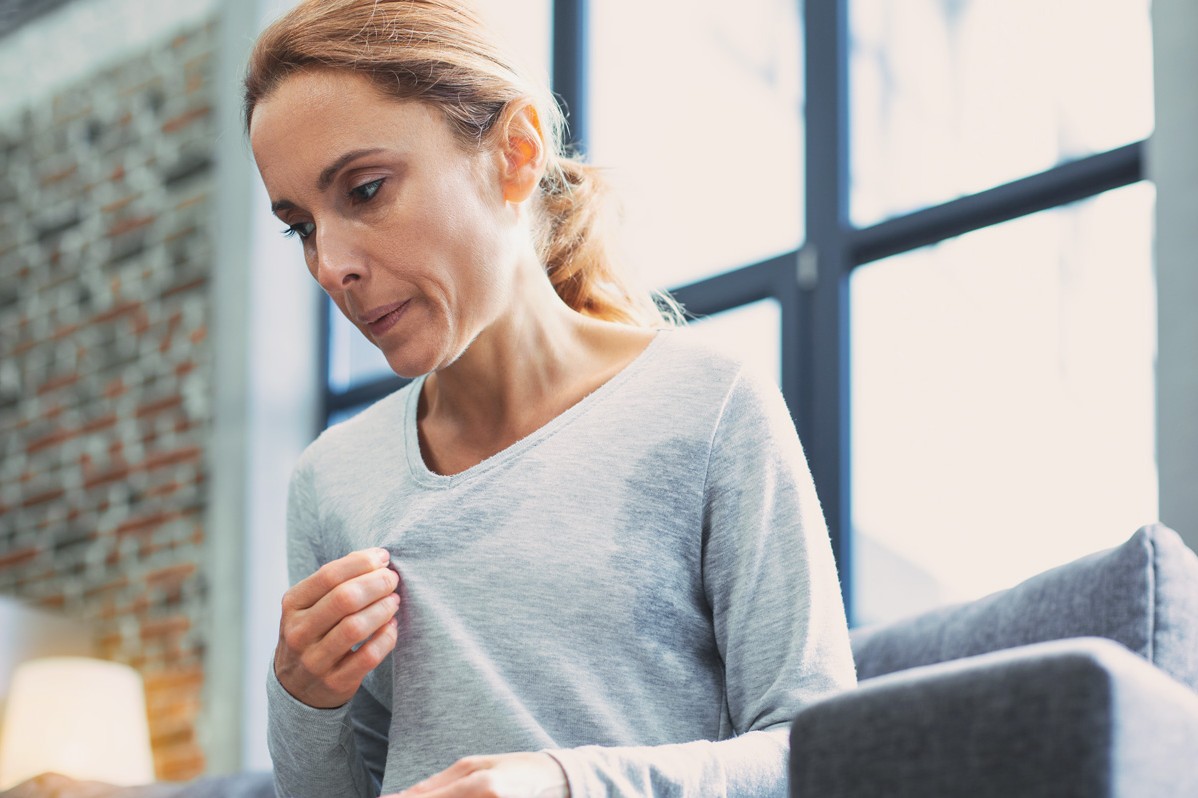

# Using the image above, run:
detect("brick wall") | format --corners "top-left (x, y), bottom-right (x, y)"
top-left (0, 19), bottom-right (217, 780)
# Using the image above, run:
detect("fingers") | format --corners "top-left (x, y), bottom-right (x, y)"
top-left (320, 608), bottom-right (401, 697)
top-left (302, 590), bottom-right (402, 675)
top-left (274, 547), bottom-right (402, 708)
top-left (390, 753), bottom-right (568, 798)
top-left (286, 547), bottom-right (393, 610)
top-left (405, 757), bottom-right (491, 795)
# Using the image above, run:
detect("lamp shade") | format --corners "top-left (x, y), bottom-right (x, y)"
top-left (0, 657), bottom-right (155, 789)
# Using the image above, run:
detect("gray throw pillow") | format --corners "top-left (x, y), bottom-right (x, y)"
top-left (850, 523), bottom-right (1198, 691)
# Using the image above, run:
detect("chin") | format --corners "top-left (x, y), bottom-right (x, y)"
top-left (382, 341), bottom-right (452, 380)
top-left (385, 357), bottom-right (435, 380)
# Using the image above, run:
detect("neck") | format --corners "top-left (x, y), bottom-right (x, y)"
top-left (414, 242), bottom-right (659, 476)
top-left (420, 243), bottom-right (603, 438)
top-left (424, 297), bottom-right (591, 433)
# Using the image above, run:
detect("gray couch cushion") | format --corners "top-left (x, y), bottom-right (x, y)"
top-left (791, 637), bottom-right (1198, 798)
top-left (850, 523), bottom-right (1198, 690)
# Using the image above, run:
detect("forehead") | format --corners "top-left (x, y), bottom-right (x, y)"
top-left (249, 69), bottom-right (456, 180)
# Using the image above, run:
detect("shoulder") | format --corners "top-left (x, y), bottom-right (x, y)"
top-left (293, 378), bottom-right (418, 475)
top-left (635, 328), bottom-right (753, 398)
top-left (649, 330), bottom-right (803, 466)
top-left (651, 328), bottom-right (788, 422)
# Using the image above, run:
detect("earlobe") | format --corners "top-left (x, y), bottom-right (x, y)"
top-left (500, 102), bottom-right (546, 204)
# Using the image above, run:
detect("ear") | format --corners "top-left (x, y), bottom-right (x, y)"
top-left (495, 101), bottom-right (547, 204)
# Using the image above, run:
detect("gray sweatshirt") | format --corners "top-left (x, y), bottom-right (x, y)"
top-left (267, 330), bottom-right (856, 797)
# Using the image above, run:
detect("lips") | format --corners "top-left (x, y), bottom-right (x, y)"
top-left (360, 300), bottom-right (410, 337)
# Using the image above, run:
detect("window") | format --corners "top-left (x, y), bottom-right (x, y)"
top-left (319, 0), bottom-right (1157, 626)
top-left (851, 183), bottom-right (1156, 623)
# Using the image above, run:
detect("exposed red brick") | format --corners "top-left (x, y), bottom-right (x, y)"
top-left (110, 164), bottom-right (126, 181)
top-left (188, 325), bottom-right (207, 344)
top-left (37, 593), bottom-right (66, 610)
top-left (130, 308), bottom-right (153, 335)
top-left (157, 751), bottom-right (205, 783)
top-left (143, 446), bottom-right (202, 470)
top-left (144, 666), bottom-right (204, 693)
top-left (79, 413), bottom-right (118, 435)
top-left (37, 372), bottom-right (80, 395)
top-left (140, 614), bottom-right (190, 640)
top-left (146, 562), bottom-right (196, 588)
top-left (136, 395), bottom-right (183, 419)
top-left (41, 164), bottom-right (78, 186)
top-left (174, 361), bottom-right (196, 378)
top-left (8, 338), bottom-right (39, 357)
top-left (101, 194), bottom-right (137, 214)
top-left (116, 510), bottom-right (179, 538)
top-left (90, 300), bottom-right (140, 326)
top-left (118, 595), bottom-right (152, 618)
top-left (107, 216), bottom-right (155, 238)
top-left (51, 322), bottom-right (80, 341)
top-left (22, 488), bottom-right (65, 508)
top-left (83, 462), bottom-right (129, 488)
top-left (150, 722), bottom-right (198, 750)
top-left (86, 575), bottom-right (130, 598)
top-left (162, 276), bottom-right (207, 300)
top-left (0, 547), bottom-right (39, 570)
top-left (96, 631), bottom-right (124, 651)
top-left (145, 480), bottom-right (183, 499)
top-left (175, 193), bottom-right (206, 211)
top-left (163, 225), bottom-right (196, 244)
top-left (26, 427), bottom-right (73, 454)
top-left (162, 106), bottom-right (211, 134)
top-left (104, 378), bottom-right (127, 398)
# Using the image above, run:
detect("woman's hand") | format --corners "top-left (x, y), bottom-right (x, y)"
top-left (274, 547), bottom-right (401, 708)
top-left (389, 753), bottom-right (569, 798)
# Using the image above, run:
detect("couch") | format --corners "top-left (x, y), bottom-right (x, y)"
top-left (6, 525), bottom-right (1195, 797)
top-left (789, 522), bottom-right (1198, 797)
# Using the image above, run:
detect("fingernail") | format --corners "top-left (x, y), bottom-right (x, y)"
top-left (374, 547), bottom-right (390, 565)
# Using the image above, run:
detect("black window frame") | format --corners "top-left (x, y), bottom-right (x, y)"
top-left (319, 0), bottom-right (1149, 624)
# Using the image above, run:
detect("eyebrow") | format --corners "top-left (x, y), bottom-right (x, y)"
top-left (269, 147), bottom-right (387, 215)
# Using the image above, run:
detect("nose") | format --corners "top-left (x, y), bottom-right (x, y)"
top-left (312, 221), bottom-right (365, 292)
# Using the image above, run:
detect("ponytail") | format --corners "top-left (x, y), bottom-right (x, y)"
top-left (537, 157), bottom-right (681, 327)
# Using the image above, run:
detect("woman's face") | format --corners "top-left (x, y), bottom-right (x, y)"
top-left (250, 69), bottom-right (520, 378)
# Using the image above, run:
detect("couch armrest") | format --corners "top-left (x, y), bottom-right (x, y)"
top-left (789, 637), bottom-right (1198, 798)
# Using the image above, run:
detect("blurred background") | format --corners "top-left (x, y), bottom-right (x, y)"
top-left (0, 0), bottom-right (1194, 783)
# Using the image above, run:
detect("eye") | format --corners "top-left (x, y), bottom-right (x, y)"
top-left (348, 178), bottom-right (384, 204)
top-left (281, 221), bottom-right (315, 240)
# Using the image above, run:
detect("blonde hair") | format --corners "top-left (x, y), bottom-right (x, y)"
top-left (243, 0), bottom-right (680, 327)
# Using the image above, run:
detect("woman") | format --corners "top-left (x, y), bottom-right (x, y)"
top-left (244, 1), bottom-right (855, 796)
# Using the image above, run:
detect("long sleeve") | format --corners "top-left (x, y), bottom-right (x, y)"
top-left (544, 366), bottom-right (857, 797)
top-left (266, 457), bottom-right (392, 798)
